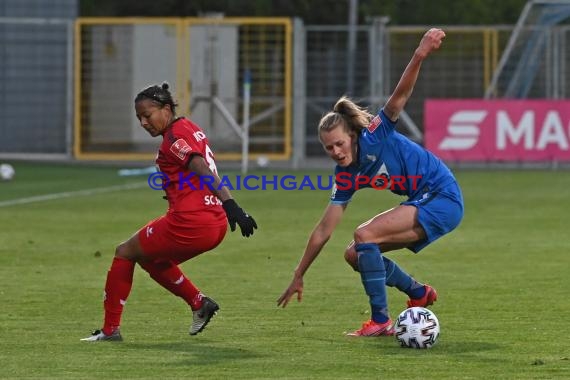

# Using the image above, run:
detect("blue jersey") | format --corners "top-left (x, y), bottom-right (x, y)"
top-left (330, 108), bottom-right (457, 205)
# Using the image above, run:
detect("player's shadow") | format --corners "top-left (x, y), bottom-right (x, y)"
top-left (124, 340), bottom-right (263, 365)
top-left (380, 340), bottom-right (501, 356)
top-left (435, 341), bottom-right (501, 353)
top-left (328, 336), bottom-right (502, 356)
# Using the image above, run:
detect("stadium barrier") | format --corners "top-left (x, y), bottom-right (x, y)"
top-left (3, 14), bottom-right (565, 165)
top-left (425, 99), bottom-right (570, 162)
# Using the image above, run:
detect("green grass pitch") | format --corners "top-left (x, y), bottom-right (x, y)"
top-left (0, 162), bottom-right (568, 379)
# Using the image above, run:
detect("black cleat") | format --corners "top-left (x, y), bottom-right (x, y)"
top-left (190, 297), bottom-right (219, 335)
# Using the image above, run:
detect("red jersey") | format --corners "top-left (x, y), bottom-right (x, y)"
top-left (156, 117), bottom-right (226, 225)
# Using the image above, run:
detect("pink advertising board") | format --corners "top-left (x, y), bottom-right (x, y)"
top-left (424, 100), bottom-right (570, 161)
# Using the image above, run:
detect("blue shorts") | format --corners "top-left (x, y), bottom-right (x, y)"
top-left (401, 181), bottom-right (464, 253)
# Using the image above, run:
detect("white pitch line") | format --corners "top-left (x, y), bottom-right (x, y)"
top-left (0, 182), bottom-right (148, 208)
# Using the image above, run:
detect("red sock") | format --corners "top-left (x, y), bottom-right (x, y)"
top-left (102, 257), bottom-right (135, 335)
top-left (139, 260), bottom-right (203, 310)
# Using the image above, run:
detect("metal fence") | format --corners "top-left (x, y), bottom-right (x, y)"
top-left (4, 14), bottom-right (570, 163)
top-left (0, 0), bottom-right (76, 159)
top-left (299, 24), bottom-right (514, 158)
top-left (486, 0), bottom-right (570, 99)
top-left (74, 17), bottom-right (292, 161)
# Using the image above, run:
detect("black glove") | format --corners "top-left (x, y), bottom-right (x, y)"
top-left (222, 199), bottom-right (257, 237)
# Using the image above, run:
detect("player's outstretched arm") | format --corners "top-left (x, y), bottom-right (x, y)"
top-left (277, 203), bottom-right (345, 307)
top-left (383, 28), bottom-right (445, 122)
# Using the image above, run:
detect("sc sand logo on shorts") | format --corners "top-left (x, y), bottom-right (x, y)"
top-left (170, 139), bottom-right (193, 160)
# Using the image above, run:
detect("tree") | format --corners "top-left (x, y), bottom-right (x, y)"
top-left (80, 0), bottom-right (528, 25)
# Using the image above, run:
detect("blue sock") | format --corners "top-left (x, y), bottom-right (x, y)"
top-left (383, 257), bottom-right (425, 299)
top-left (382, 256), bottom-right (412, 291)
top-left (356, 243), bottom-right (389, 323)
top-left (407, 282), bottom-right (426, 299)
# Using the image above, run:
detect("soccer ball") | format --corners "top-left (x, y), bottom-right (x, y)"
top-left (394, 307), bottom-right (440, 349)
top-left (256, 155), bottom-right (269, 168)
top-left (0, 163), bottom-right (15, 181)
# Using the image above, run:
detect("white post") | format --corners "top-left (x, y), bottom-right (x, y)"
top-left (241, 69), bottom-right (252, 174)
top-left (347, 0), bottom-right (358, 95)
top-left (292, 18), bottom-right (306, 169)
top-left (66, 20), bottom-right (74, 158)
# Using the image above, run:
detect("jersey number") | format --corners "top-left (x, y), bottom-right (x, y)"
top-left (205, 145), bottom-right (218, 175)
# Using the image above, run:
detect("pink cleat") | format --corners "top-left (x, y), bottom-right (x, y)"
top-left (346, 319), bottom-right (395, 337)
top-left (407, 284), bottom-right (438, 308)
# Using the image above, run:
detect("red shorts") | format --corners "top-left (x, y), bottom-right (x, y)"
top-left (138, 213), bottom-right (227, 264)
